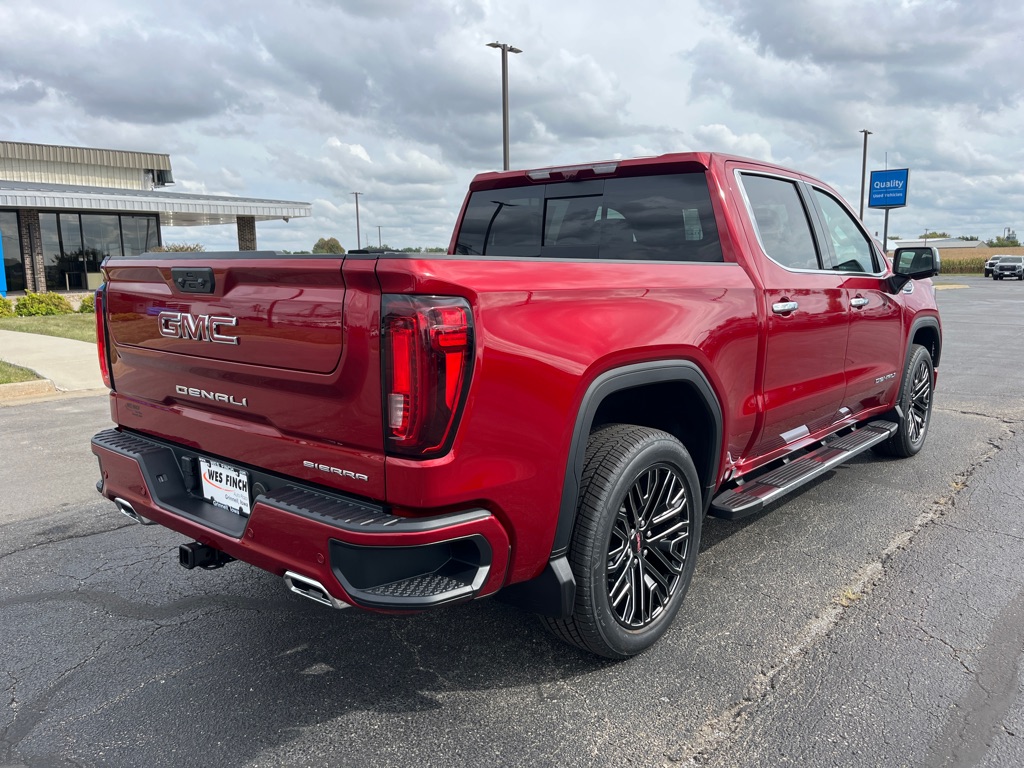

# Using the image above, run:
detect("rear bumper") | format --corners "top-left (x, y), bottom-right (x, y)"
top-left (91, 428), bottom-right (510, 611)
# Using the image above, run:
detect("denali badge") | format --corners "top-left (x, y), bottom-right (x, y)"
top-left (158, 311), bottom-right (239, 345)
top-left (303, 460), bottom-right (369, 482)
top-left (175, 385), bottom-right (248, 407)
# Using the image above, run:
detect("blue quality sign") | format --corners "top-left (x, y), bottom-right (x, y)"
top-left (868, 168), bottom-right (910, 209)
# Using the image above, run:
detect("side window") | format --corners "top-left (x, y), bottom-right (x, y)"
top-left (813, 190), bottom-right (879, 273)
top-left (740, 174), bottom-right (820, 270)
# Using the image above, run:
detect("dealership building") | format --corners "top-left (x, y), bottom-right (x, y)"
top-left (0, 141), bottom-right (311, 296)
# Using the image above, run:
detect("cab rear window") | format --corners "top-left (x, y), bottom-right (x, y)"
top-left (455, 173), bottom-right (723, 262)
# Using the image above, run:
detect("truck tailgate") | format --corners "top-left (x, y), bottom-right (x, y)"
top-left (102, 253), bottom-right (385, 498)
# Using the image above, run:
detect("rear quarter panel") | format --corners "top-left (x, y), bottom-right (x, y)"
top-left (377, 257), bottom-right (759, 581)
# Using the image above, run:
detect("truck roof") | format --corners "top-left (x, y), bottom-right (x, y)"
top-left (467, 152), bottom-right (807, 192)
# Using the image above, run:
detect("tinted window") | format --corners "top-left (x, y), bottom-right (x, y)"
top-left (455, 187), bottom-right (544, 256)
top-left (740, 174), bottom-right (820, 270)
top-left (813, 190), bottom-right (879, 273)
top-left (455, 173), bottom-right (722, 262)
top-left (40, 212), bottom-right (64, 289)
top-left (121, 215), bottom-right (161, 255)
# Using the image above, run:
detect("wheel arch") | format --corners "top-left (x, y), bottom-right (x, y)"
top-left (551, 361), bottom-right (723, 559)
top-left (908, 315), bottom-right (942, 369)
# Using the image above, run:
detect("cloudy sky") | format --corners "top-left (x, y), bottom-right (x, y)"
top-left (1, 0), bottom-right (1022, 251)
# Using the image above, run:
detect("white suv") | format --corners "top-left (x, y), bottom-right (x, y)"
top-left (985, 254), bottom-right (1007, 277)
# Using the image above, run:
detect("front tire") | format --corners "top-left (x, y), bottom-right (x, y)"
top-left (874, 344), bottom-right (934, 458)
top-left (541, 424), bottom-right (702, 659)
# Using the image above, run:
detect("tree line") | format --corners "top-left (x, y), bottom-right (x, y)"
top-left (886, 231), bottom-right (1020, 248)
top-left (277, 237), bottom-right (446, 255)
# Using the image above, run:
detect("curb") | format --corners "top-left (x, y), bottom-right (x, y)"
top-left (0, 379), bottom-right (58, 401)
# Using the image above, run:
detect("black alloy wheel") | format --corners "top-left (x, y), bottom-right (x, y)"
top-left (606, 463), bottom-right (690, 629)
top-left (875, 344), bottom-right (934, 458)
top-left (541, 424), bottom-right (702, 659)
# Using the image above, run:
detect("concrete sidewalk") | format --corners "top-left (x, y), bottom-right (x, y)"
top-left (0, 329), bottom-right (105, 401)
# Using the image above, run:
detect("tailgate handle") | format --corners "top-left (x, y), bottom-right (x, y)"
top-left (171, 267), bottom-right (215, 294)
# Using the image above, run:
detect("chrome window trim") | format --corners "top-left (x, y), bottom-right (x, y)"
top-left (734, 168), bottom-right (888, 278)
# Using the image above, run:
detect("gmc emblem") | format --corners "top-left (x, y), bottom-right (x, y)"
top-left (158, 312), bottom-right (239, 345)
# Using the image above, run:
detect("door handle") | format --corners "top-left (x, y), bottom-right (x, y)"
top-left (772, 301), bottom-right (799, 315)
top-left (850, 296), bottom-right (869, 308)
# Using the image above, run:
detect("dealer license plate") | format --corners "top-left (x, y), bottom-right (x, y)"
top-left (199, 458), bottom-right (251, 516)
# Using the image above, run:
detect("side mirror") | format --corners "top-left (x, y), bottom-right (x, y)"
top-left (888, 246), bottom-right (940, 292)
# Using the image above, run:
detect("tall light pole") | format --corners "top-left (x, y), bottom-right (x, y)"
top-left (487, 41), bottom-right (522, 171)
top-left (859, 129), bottom-right (872, 220)
top-left (351, 192), bottom-right (362, 250)
top-left (376, 225), bottom-right (382, 248)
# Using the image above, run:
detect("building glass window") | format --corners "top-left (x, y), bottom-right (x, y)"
top-left (121, 215), bottom-right (160, 255)
top-left (38, 212), bottom-right (158, 291)
top-left (59, 213), bottom-right (88, 289)
top-left (0, 210), bottom-right (25, 293)
top-left (40, 213), bottom-right (69, 290)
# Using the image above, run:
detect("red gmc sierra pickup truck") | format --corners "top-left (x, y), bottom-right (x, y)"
top-left (91, 152), bottom-right (942, 658)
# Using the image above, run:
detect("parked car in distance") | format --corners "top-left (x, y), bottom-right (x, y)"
top-left (993, 255), bottom-right (1024, 280)
top-left (985, 254), bottom-right (1007, 277)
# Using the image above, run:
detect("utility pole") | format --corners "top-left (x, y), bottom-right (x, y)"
top-left (351, 192), bottom-right (362, 250)
top-left (859, 129), bottom-right (872, 220)
top-left (487, 41), bottom-right (522, 171)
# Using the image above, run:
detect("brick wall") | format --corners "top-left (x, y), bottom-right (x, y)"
top-left (17, 209), bottom-right (44, 292)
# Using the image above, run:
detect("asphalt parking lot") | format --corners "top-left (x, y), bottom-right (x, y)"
top-left (0, 275), bottom-right (1022, 767)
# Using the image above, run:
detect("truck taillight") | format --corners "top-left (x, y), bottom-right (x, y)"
top-left (383, 296), bottom-right (474, 457)
top-left (94, 285), bottom-right (113, 390)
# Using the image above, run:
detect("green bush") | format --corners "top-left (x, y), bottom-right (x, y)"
top-left (0, 297), bottom-right (14, 317)
top-left (78, 294), bottom-right (95, 314)
top-left (151, 242), bottom-right (206, 252)
top-left (14, 292), bottom-right (75, 316)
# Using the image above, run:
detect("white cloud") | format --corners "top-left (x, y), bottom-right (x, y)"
top-left (0, 0), bottom-right (1021, 247)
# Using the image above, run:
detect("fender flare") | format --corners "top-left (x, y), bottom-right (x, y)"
top-left (906, 315), bottom-right (942, 369)
top-left (550, 360), bottom-right (723, 558)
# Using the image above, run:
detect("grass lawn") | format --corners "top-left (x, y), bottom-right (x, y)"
top-left (0, 360), bottom-right (40, 384)
top-left (0, 314), bottom-right (97, 343)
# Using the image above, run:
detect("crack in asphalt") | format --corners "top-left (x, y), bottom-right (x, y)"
top-left (0, 518), bottom-right (132, 563)
top-left (925, 587), bottom-right (1024, 767)
top-left (0, 585), bottom-right (302, 622)
top-left (0, 638), bottom-right (105, 767)
top-left (661, 416), bottom-right (1018, 766)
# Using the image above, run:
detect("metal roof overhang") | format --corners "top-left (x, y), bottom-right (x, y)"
top-left (0, 180), bottom-right (311, 226)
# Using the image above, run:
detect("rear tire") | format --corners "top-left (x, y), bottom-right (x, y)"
top-left (874, 344), bottom-right (934, 458)
top-left (541, 424), bottom-right (702, 659)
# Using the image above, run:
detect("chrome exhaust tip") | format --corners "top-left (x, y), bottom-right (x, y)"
top-left (114, 497), bottom-right (155, 525)
top-left (284, 571), bottom-right (348, 610)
